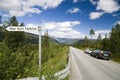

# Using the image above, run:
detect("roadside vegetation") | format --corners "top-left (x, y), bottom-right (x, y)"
top-left (42, 31), bottom-right (69, 80)
top-left (0, 16), bottom-right (69, 80)
top-left (74, 24), bottom-right (120, 63)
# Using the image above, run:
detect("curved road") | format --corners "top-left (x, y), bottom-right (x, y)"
top-left (70, 47), bottom-right (120, 80)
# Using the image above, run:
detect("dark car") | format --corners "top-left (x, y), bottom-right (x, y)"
top-left (90, 50), bottom-right (112, 60)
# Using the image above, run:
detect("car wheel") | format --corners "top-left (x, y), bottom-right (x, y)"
top-left (90, 54), bottom-right (92, 56)
top-left (95, 55), bottom-right (98, 59)
top-left (106, 59), bottom-right (110, 60)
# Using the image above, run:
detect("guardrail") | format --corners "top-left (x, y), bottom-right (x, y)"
top-left (54, 64), bottom-right (70, 80)
top-left (54, 53), bottom-right (70, 80)
top-left (16, 53), bottom-right (70, 80)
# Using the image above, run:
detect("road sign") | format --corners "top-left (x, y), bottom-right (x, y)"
top-left (6, 26), bottom-right (42, 79)
top-left (6, 26), bottom-right (38, 31)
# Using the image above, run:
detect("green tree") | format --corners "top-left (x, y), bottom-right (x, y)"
top-left (0, 42), bottom-right (10, 79)
top-left (0, 16), bottom-right (39, 79)
top-left (90, 28), bottom-right (95, 39)
top-left (42, 30), bottom-right (50, 63)
top-left (110, 24), bottom-right (120, 53)
top-left (84, 35), bottom-right (89, 47)
top-left (20, 22), bottom-right (24, 26)
top-left (97, 34), bottom-right (102, 48)
top-left (0, 42), bottom-right (39, 79)
top-left (0, 15), bottom-right (2, 24)
top-left (105, 33), bottom-right (108, 38)
top-left (10, 16), bottom-right (18, 26)
top-left (84, 35), bottom-right (88, 42)
top-left (5, 16), bottom-right (25, 52)
top-left (102, 38), bottom-right (110, 50)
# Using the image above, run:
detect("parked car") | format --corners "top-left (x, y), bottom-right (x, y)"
top-left (90, 50), bottom-right (112, 60)
top-left (84, 49), bottom-right (92, 54)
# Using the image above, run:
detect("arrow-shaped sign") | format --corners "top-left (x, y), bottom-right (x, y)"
top-left (6, 26), bottom-right (42, 77)
top-left (6, 26), bottom-right (38, 31)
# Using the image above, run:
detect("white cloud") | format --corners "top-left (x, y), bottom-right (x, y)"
top-left (97, 0), bottom-right (120, 13)
top-left (67, 8), bottom-right (80, 13)
top-left (26, 21), bottom-right (85, 39)
top-left (50, 28), bottom-right (85, 39)
top-left (42, 21), bottom-right (83, 38)
top-left (115, 20), bottom-right (120, 25)
top-left (87, 29), bottom-right (111, 39)
top-left (0, 0), bottom-right (21, 11)
top-left (42, 21), bottom-right (80, 30)
top-left (112, 14), bottom-right (118, 17)
top-left (0, 0), bottom-right (64, 17)
top-left (95, 30), bottom-right (111, 35)
top-left (73, 0), bottom-right (78, 3)
top-left (89, 0), bottom-right (120, 20)
top-left (89, 12), bottom-right (105, 20)
top-left (90, 0), bottom-right (97, 5)
top-left (94, 30), bottom-right (111, 39)
top-left (2, 14), bottom-right (10, 17)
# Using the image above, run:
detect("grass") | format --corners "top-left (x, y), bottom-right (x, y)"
top-left (111, 53), bottom-right (120, 63)
top-left (64, 75), bottom-right (70, 80)
top-left (42, 46), bottom-right (69, 80)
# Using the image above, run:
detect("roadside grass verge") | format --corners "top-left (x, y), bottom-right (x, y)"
top-left (64, 75), bottom-right (70, 80)
top-left (111, 53), bottom-right (120, 63)
top-left (42, 46), bottom-right (69, 80)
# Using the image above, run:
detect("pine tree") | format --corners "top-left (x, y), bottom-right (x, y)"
top-left (84, 35), bottom-right (89, 47)
top-left (90, 28), bottom-right (95, 39)
top-left (42, 30), bottom-right (50, 63)
top-left (97, 34), bottom-right (102, 48)
top-left (20, 22), bottom-right (24, 26)
top-left (110, 24), bottom-right (120, 54)
top-left (0, 16), bottom-right (2, 25)
top-left (5, 16), bottom-right (25, 52)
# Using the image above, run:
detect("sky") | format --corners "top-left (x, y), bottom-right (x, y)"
top-left (0, 0), bottom-right (120, 39)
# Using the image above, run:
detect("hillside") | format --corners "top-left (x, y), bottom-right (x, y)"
top-left (0, 30), bottom-right (60, 45)
top-left (55, 38), bottom-right (80, 45)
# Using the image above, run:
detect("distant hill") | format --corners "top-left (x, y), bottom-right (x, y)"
top-left (25, 33), bottom-right (39, 44)
top-left (54, 38), bottom-right (80, 45)
top-left (0, 31), bottom-right (60, 45)
top-left (25, 33), bottom-right (60, 45)
top-left (77, 39), bottom-right (97, 44)
top-left (0, 29), bottom-right (96, 45)
top-left (54, 38), bottom-right (97, 45)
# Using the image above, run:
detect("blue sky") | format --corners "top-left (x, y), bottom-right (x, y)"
top-left (0, 0), bottom-right (120, 39)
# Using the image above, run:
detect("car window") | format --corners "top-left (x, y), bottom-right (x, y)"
top-left (94, 50), bottom-right (100, 52)
top-left (103, 51), bottom-right (110, 54)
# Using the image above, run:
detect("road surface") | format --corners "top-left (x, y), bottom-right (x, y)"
top-left (70, 47), bottom-right (120, 80)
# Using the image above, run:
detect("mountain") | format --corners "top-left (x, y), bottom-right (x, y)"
top-left (54, 38), bottom-right (97, 45)
top-left (54, 38), bottom-right (80, 45)
top-left (25, 33), bottom-right (60, 45)
top-left (25, 33), bottom-right (39, 44)
top-left (77, 39), bottom-right (97, 44)
top-left (0, 30), bottom-right (60, 45)
top-left (49, 37), bottom-right (60, 45)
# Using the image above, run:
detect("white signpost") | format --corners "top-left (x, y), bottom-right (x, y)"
top-left (6, 26), bottom-right (42, 79)
top-left (6, 26), bottom-right (38, 31)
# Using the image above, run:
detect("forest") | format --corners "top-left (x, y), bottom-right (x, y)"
top-left (0, 16), bottom-right (68, 80)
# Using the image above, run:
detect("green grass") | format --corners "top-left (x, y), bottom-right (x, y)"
top-left (64, 75), bottom-right (70, 80)
top-left (42, 46), bottom-right (69, 80)
top-left (111, 53), bottom-right (120, 63)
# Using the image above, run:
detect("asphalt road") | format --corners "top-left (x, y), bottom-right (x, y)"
top-left (70, 47), bottom-right (120, 80)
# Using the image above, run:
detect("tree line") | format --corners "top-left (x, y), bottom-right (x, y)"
top-left (74, 24), bottom-right (120, 61)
